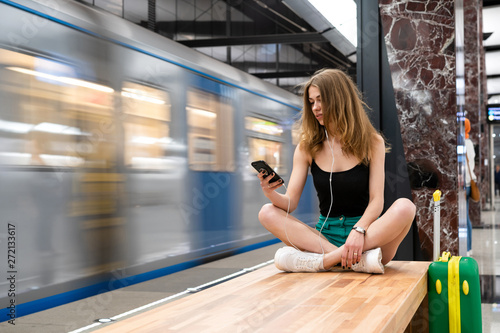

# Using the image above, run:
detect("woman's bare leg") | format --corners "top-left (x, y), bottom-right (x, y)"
top-left (261, 198), bottom-right (415, 271)
top-left (258, 203), bottom-right (339, 254)
top-left (323, 198), bottom-right (416, 269)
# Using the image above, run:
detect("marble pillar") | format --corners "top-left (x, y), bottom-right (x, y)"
top-left (379, 0), bottom-right (459, 258)
top-left (464, 0), bottom-right (489, 227)
top-left (479, 9), bottom-right (490, 212)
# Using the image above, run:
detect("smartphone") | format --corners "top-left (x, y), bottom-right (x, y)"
top-left (251, 160), bottom-right (283, 184)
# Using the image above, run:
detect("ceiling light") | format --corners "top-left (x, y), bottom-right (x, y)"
top-left (308, 0), bottom-right (357, 47)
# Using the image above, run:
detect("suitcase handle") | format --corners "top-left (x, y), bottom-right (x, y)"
top-left (438, 251), bottom-right (451, 262)
top-left (433, 190), bottom-right (442, 261)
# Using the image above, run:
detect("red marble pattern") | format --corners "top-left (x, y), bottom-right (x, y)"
top-left (479, 8), bottom-right (489, 213)
top-left (464, 0), bottom-right (489, 226)
top-left (380, 0), bottom-right (458, 259)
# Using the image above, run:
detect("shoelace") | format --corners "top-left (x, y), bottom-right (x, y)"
top-left (351, 259), bottom-right (365, 271)
top-left (295, 254), bottom-right (321, 270)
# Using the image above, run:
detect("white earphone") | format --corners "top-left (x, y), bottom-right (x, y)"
top-left (314, 128), bottom-right (335, 254)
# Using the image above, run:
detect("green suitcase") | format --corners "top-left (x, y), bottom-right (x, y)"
top-left (428, 252), bottom-right (482, 333)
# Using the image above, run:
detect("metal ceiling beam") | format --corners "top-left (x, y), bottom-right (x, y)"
top-left (485, 44), bottom-right (500, 52)
top-left (250, 69), bottom-right (321, 79)
top-left (232, 62), bottom-right (320, 70)
top-left (177, 32), bottom-right (328, 47)
top-left (483, 0), bottom-right (500, 7)
top-left (156, 21), bottom-right (259, 36)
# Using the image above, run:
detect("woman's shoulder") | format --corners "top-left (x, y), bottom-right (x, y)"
top-left (371, 133), bottom-right (386, 150)
top-left (465, 138), bottom-right (475, 156)
top-left (372, 132), bottom-right (384, 142)
top-left (294, 142), bottom-right (312, 166)
top-left (366, 133), bottom-right (387, 164)
top-left (465, 138), bottom-right (474, 149)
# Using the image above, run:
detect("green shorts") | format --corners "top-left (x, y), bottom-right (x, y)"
top-left (315, 214), bottom-right (362, 247)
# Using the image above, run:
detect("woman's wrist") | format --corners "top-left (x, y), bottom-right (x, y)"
top-left (352, 226), bottom-right (366, 235)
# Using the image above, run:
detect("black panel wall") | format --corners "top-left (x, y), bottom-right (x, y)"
top-left (356, 0), bottom-right (424, 261)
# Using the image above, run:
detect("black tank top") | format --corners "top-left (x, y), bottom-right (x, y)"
top-left (311, 159), bottom-right (370, 217)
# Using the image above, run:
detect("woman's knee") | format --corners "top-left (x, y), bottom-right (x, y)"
top-left (258, 203), bottom-right (277, 227)
top-left (393, 198), bottom-right (416, 222)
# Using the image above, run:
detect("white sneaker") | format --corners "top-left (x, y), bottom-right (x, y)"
top-left (351, 248), bottom-right (384, 274)
top-left (274, 246), bottom-right (324, 272)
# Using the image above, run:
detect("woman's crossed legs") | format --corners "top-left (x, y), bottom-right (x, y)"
top-left (258, 198), bottom-right (416, 271)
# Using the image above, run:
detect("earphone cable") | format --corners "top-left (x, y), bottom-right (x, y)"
top-left (281, 183), bottom-right (300, 251)
top-left (317, 131), bottom-right (335, 255)
top-left (282, 131), bottom-right (334, 255)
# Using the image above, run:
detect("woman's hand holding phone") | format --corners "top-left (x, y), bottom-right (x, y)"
top-left (258, 170), bottom-right (283, 193)
top-left (252, 160), bottom-right (284, 193)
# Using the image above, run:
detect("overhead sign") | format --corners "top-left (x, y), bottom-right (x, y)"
top-left (487, 104), bottom-right (500, 123)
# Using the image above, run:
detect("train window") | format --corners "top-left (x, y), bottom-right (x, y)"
top-left (245, 117), bottom-right (283, 136)
top-left (247, 138), bottom-right (285, 176)
top-left (291, 120), bottom-right (302, 146)
top-left (187, 89), bottom-right (234, 171)
top-left (0, 49), bottom-right (115, 168)
top-left (122, 82), bottom-right (172, 170)
top-left (245, 116), bottom-right (287, 175)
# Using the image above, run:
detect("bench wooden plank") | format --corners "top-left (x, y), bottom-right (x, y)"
top-left (95, 260), bottom-right (429, 333)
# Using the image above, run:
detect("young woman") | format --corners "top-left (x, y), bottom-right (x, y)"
top-left (257, 69), bottom-right (416, 273)
top-left (464, 118), bottom-right (476, 256)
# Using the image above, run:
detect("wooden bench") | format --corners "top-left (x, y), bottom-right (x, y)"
top-left (95, 261), bottom-right (430, 332)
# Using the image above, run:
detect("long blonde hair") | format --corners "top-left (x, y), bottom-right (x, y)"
top-left (300, 68), bottom-right (384, 165)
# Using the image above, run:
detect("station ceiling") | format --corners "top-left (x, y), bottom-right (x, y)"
top-left (169, 0), bottom-right (357, 93)
top-left (77, 0), bottom-right (499, 100)
top-left (167, 0), bottom-right (500, 101)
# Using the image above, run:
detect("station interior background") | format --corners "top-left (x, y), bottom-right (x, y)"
top-left (1, 0), bottom-right (500, 331)
top-left (75, 1), bottom-right (499, 98)
top-left (75, 0), bottom-right (500, 330)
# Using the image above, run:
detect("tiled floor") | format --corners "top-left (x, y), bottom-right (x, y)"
top-left (2, 206), bottom-right (500, 332)
top-left (473, 199), bottom-right (500, 332)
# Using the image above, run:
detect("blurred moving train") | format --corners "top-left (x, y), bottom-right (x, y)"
top-left (0, 0), bottom-right (318, 320)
